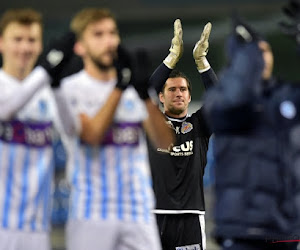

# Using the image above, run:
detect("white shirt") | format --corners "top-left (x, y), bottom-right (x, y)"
top-left (0, 67), bottom-right (62, 232)
top-left (60, 70), bottom-right (155, 223)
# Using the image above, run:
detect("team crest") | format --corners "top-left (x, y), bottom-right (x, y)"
top-left (123, 99), bottom-right (134, 111)
top-left (38, 99), bottom-right (48, 117)
top-left (181, 121), bottom-right (193, 134)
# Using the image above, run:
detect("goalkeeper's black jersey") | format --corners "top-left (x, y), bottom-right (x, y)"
top-left (148, 108), bottom-right (210, 213)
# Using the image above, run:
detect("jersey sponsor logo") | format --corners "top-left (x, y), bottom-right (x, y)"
top-left (0, 120), bottom-right (53, 147)
top-left (176, 243), bottom-right (201, 250)
top-left (101, 122), bottom-right (141, 146)
top-left (157, 140), bottom-right (193, 156)
top-left (181, 121), bottom-right (193, 134)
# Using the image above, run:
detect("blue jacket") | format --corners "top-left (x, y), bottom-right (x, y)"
top-left (203, 40), bottom-right (300, 240)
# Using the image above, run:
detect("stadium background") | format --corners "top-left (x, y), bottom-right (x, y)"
top-left (0, 0), bottom-right (297, 249)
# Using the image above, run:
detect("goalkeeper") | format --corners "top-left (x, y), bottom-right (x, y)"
top-left (147, 19), bottom-right (217, 250)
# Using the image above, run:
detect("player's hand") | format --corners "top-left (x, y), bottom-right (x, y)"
top-left (39, 32), bottom-right (76, 88)
top-left (114, 45), bottom-right (132, 91)
top-left (193, 22), bottom-right (212, 72)
top-left (132, 48), bottom-right (152, 100)
top-left (163, 19), bottom-right (183, 69)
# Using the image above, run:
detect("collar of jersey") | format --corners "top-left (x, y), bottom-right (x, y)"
top-left (0, 68), bottom-right (22, 83)
top-left (164, 113), bottom-right (190, 122)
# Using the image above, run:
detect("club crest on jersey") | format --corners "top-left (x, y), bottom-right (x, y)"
top-left (181, 121), bottom-right (193, 134)
top-left (38, 99), bottom-right (48, 117)
top-left (123, 99), bottom-right (134, 111)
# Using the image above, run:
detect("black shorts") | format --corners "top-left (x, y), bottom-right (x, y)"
top-left (156, 213), bottom-right (205, 250)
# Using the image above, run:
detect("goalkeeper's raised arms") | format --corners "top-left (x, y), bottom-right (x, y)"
top-left (163, 19), bottom-right (183, 69)
top-left (193, 22), bottom-right (212, 73)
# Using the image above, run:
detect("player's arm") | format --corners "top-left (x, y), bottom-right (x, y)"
top-left (0, 30), bottom-right (77, 120)
top-left (79, 46), bottom-right (131, 145)
top-left (203, 39), bottom-right (264, 133)
top-left (143, 100), bottom-right (174, 149)
top-left (149, 19), bottom-right (183, 94)
top-left (192, 22), bottom-right (217, 137)
top-left (193, 22), bottom-right (218, 90)
top-left (132, 49), bottom-right (175, 149)
top-left (0, 67), bottom-right (49, 120)
top-left (38, 31), bottom-right (83, 136)
top-left (79, 89), bottom-right (123, 145)
top-left (200, 69), bottom-right (218, 90)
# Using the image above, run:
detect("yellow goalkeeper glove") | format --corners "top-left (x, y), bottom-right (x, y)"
top-left (193, 22), bottom-right (212, 73)
top-left (163, 19), bottom-right (183, 69)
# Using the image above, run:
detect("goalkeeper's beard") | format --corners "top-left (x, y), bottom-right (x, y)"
top-left (168, 106), bottom-right (186, 116)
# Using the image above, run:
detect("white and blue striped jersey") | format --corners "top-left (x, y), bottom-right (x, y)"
top-left (0, 68), bottom-right (60, 232)
top-left (61, 70), bottom-right (155, 224)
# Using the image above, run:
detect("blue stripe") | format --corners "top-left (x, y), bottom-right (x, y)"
top-left (136, 168), bottom-right (150, 223)
top-left (2, 145), bottom-right (16, 228)
top-left (84, 145), bottom-right (92, 219)
top-left (100, 148), bottom-right (108, 219)
top-left (71, 143), bottom-right (80, 219)
top-left (31, 148), bottom-right (44, 231)
top-left (18, 148), bottom-right (30, 229)
top-left (116, 148), bottom-right (123, 219)
top-left (129, 149), bottom-right (137, 221)
top-left (42, 155), bottom-right (53, 230)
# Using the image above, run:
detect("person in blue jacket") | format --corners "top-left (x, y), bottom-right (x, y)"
top-left (203, 15), bottom-right (300, 250)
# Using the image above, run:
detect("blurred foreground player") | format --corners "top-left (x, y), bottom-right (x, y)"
top-left (0, 8), bottom-right (65, 250)
top-left (56, 8), bottom-right (174, 250)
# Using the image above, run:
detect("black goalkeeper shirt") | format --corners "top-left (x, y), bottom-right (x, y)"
top-left (148, 108), bottom-right (210, 214)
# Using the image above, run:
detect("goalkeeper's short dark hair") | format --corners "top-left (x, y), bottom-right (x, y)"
top-left (161, 69), bottom-right (192, 94)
